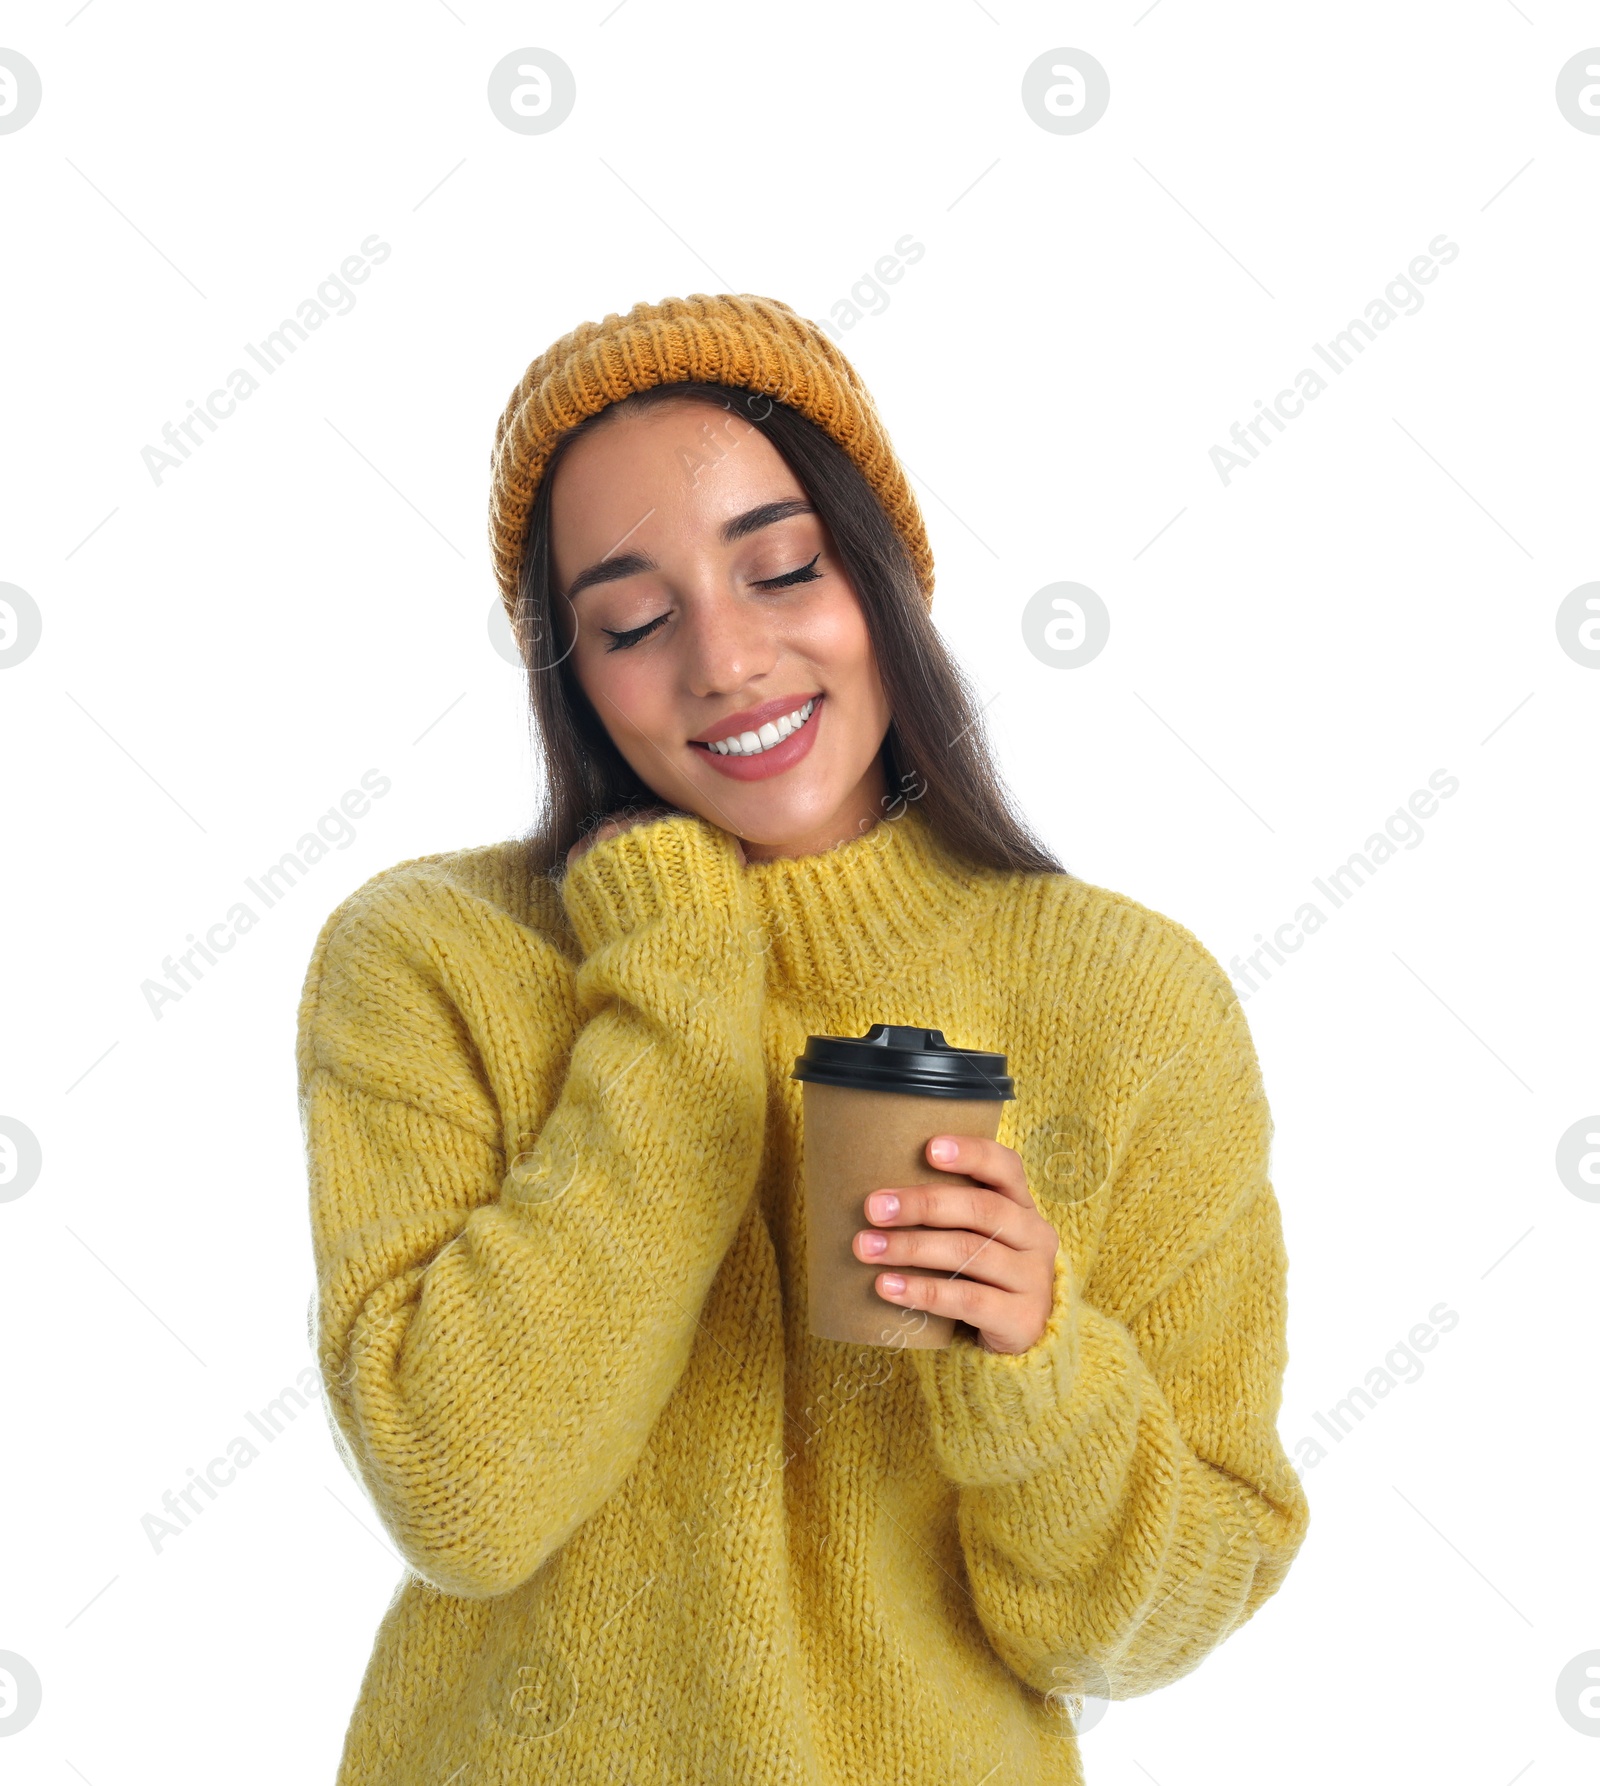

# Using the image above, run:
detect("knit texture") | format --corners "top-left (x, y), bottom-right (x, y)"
top-left (487, 292), bottom-right (936, 623)
top-left (296, 806), bottom-right (1309, 1784)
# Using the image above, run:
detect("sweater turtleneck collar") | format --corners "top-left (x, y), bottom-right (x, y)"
top-left (739, 803), bottom-right (994, 994)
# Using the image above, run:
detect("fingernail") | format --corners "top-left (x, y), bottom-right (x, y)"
top-left (869, 1193), bottom-right (899, 1220)
top-left (859, 1232), bottom-right (887, 1257)
top-left (881, 1275), bottom-right (906, 1295)
top-left (929, 1137), bottom-right (956, 1162)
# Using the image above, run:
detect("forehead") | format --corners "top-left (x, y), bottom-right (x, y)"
top-left (549, 398), bottom-right (802, 536)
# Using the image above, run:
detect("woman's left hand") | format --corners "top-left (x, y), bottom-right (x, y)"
top-left (855, 1135), bottom-right (1061, 1355)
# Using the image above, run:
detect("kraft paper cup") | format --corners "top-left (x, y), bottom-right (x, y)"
top-left (792, 1025), bottom-right (1015, 1350)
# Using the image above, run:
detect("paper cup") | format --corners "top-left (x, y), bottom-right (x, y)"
top-left (792, 1025), bottom-right (1015, 1350)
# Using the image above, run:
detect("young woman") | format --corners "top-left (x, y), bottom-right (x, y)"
top-left (297, 293), bottom-right (1310, 1784)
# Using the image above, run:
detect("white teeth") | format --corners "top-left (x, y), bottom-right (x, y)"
top-left (708, 697), bottom-right (816, 756)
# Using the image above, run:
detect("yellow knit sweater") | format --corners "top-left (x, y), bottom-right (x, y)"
top-left (295, 803), bottom-right (1309, 1784)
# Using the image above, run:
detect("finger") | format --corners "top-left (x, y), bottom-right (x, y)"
top-left (924, 1134), bottom-right (1033, 1207)
top-left (854, 1224), bottom-right (1032, 1292)
top-left (864, 1183), bottom-right (1030, 1244)
top-left (873, 1267), bottom-right (1015, 1337)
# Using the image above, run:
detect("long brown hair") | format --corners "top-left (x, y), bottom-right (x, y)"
top-left (512, 380), bottom-right (1064, 882)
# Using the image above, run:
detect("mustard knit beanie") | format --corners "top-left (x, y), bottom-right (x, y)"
top-left (487, 292), bottom-right (935, 622)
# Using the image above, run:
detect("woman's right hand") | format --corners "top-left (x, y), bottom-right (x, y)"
top-left (566, 806), bottom-right (748, 869)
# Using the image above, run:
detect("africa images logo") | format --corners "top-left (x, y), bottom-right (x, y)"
top-left (1209, 234), bottom-right (1461, 486)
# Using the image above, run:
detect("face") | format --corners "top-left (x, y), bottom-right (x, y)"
top-left (546, 397), bottom-right (894, 861)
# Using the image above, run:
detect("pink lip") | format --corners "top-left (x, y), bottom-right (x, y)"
top-left (692, 693), bottom-right (825, 782)
top-left (689, 692), bottom-right (823, 746)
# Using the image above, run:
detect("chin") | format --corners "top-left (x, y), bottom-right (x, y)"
top-left (721, 800), bottom-right (823, 851)
top-left (721, 778), bottom-right (863, 850)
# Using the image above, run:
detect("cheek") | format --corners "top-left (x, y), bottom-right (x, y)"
top-left (790, 588), bottom-right (874, 676)
top-left (574, 646), bottom-right (671, 741)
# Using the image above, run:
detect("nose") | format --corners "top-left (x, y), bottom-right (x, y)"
top-left (679, 580), bottom-right (779, 699)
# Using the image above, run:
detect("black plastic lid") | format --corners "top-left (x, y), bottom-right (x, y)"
top-left (791, 1023), bottom-right (1014, 1100)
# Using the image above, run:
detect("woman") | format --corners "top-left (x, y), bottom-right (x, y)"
top-left (297, 293), bottom-right (1310, 1783)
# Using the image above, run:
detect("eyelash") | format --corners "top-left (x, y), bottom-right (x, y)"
top-left (601, 553), bottom-right (825, 653)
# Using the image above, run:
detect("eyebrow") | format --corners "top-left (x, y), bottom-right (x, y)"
top-left (560, 498), bottom-right (816, 602)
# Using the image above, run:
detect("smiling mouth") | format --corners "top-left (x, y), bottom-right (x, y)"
top-left (694, 695), bottom-right (820, 758)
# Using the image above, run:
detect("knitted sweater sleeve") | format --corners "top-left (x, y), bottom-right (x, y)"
top-left (297, 815), bottom-right (767, 1601)
top-left (904, 973), bottom-right (1309, 1702)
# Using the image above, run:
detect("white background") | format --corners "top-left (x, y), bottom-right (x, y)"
top-left (2, 3), bottom-right (1596, 1781)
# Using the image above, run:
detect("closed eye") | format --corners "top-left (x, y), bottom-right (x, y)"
top-left (601, 554), bottom-right (826, 652)
top-left (752, 551), bottom-right (824, 590)
top-left (602, 613), bottom-right (669, 652)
